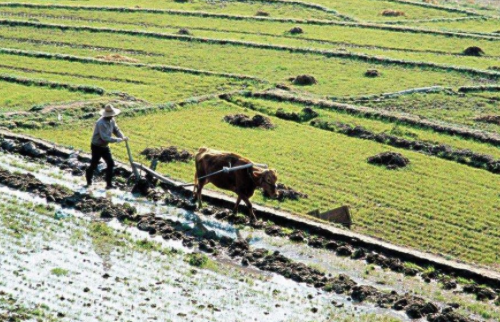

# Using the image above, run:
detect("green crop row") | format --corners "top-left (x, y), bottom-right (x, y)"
top-left (0, 2), bottom-right (492, 40)
top-left (0, 1), bottom-right (338, 21)
top-left (1, 8), bottom-right (500, 72)
top-left (0, 24), bottom-right (492, 97)
top-left (228, 95), bottom-right (500, 157)
top-left (1, 6), bottom-right (499, 49)
top-left (0, 81), bottom-right (100, 113)
top-left (0, 52), bottom-right (261, 103)
top-left (251, 90), bottom-right (500, 146)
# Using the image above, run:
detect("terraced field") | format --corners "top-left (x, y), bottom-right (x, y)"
top-left (1, 0), bottom-right (500, 321)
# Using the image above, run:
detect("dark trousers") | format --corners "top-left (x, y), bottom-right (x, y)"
top-left (86, 144), bottom-right (115, 185)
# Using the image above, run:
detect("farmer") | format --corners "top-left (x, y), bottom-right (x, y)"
top-left (85, 104), bottom-right (128, 189)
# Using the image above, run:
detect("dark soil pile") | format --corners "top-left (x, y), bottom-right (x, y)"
top-left (131, 178), bottom-right (164, 201)
top-left (255, 10), bottom-right (270, 17)
top-left (291, 75), bottom-right (317, 86)
top-left (289, 27), bottom-right (304, 34)
top-left (463, 46), bottom-right (485, 56)
top-left (223, 114), bottom-right (274, 129)
top-left (264, 183), bottom-right (308, 201)
top-left (381, 9), bottom-right (406, 16)
top-left (0, 169), bottom-right (134, 217)
top-left (140, 146), bottom-right (193, 163)
top-left (365, 69), bottom-right (380, 77)
top-left (275, 107), bottom-right (318, 122)
top-left (367, 152), bottom-right (410, 169)
top-left (19, 142), bottom-right (46, 158)
top-left (178, 28), bottom-right (190, 35)
top-left (474, 114), bottom-right (500, 125)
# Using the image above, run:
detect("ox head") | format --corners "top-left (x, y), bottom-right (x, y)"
top-left (254, 168), bottom-right (278, 198)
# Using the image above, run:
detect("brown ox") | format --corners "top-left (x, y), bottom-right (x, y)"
top-left (193, 147), bottom-right (278, 222)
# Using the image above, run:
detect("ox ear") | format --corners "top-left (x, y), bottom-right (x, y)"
top-left (252, 168), bottom-right (264, 183)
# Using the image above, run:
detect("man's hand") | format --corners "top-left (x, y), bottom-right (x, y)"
top-left (123, 137), bottom-right (129, 141)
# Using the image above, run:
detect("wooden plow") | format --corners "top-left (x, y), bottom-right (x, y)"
top-left (308, 206), bottom-right (353, 229)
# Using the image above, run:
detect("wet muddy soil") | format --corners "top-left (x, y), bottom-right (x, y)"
top-left (0, 142), bottom-right (499, 321)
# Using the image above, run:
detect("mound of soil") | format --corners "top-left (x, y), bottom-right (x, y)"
top-left (275, 107), bottom-right (318, 122)
top-left (1, 139), bottom-right (18, 152)
top-left (474, 114), bottom-right (500, 125)
top-left (427, 311), bottom-right (475, 322)
top-left (463, 46), bottom-right (485, 57)
top-left (291, 75), bottom-right (317, 86)
top-left (95, 54), bottom-right (139, 63)
top-left (381, 9), bottom-right (406, 17)
top-left (462, 284), bottom-right (497, 301)
top-left (223, 114), bottom-right (274, 129)
top-left (289, 27), bottom-right (304, 34)
top-left (365, 69), bottom-right (380, 77)
top-left (367, 152), bottom-right (410, 169)
top-left (178, 28), bottom-right (191, 35)
top-left (140, 146), bottom-right (193, 163)
top-left (131, 178), bottom-right (164, 201)
top-left (255, 10), bottom-right (270, 17)
top-left (264, 183), bottom-right (308, 201)
top-left (276, 83), bottom-right (291, 91)
top-left (19, 142), bottom-right (46, 158)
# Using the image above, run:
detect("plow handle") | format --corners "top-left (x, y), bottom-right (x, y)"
top-left (125, 140), bottom-right (140, 182)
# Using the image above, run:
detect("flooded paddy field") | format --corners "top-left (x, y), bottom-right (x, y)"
top-left (0, 151), bottom-right (498, 321)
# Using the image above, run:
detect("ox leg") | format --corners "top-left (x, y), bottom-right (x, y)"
top-left (242, 197), bottom-right (257, 223)
top-left (234, 196), bottom-right (241, 214)
top-left (196, 180), bottom-right (206, 209)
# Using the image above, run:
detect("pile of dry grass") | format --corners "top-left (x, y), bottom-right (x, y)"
top-left (381, 9), bottom-right (406, 17)
top-left (140, 146), bottom-right (193, 163)
top-left (463, 46), bottom-right (485, 56)
top-left (178, 28), bottom-right (191, 35)
top-left (224, 114), bottom-right (274, 129)
top-left (365, 69), bottom-right (380, 77)
top-left (95, 54), bottom-right (139, 63)
top-left (368, 152), bottom-right (410, 169)
top-left (290, 75), bottom-right (317, 86)
top-left (255, 10), bottom-right (270, 17)
top-left (289, 27), bottom-right (304, 34)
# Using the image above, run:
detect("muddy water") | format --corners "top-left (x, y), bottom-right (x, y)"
top-left (0, 152), bottom-right (498, 321)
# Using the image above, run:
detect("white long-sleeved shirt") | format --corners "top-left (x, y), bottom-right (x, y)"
top-left (91, 117), bottom-right (124, 147)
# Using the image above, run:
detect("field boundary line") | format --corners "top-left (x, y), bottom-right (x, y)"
top-left (0, 47), bottom-right (267, 83)
top-left (227, 0), bottom-right (357, 21)
top-left (0, 63), bottom-right (149, 85)
top-left (381, 0), bottom-right (492, 17)
top-left (1, 129), bottom-right (499, 287)
top-left (458, 85), bottom-right (500, 93)
top-left (333, 86), bottom-right (451, 102)
top-left (381, 15), bottom-right (485, 24)
top-left (0, 35), bottom-right (165, 57)
top-left (0, 73), bottom-right (106, 95)
top-left (250, 89), bottom-right (500, 146)
top-left (2, 19), bottom-right (500, 80)
top-left (0, 3), bottom-right (498, 40)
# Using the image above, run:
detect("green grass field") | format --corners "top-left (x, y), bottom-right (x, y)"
top-left (2, 0), bottom-right (500, 271)
top-left (0, 82), bottom-right (100, 113)
top-left (25, 100), bottom-right (500, 267)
